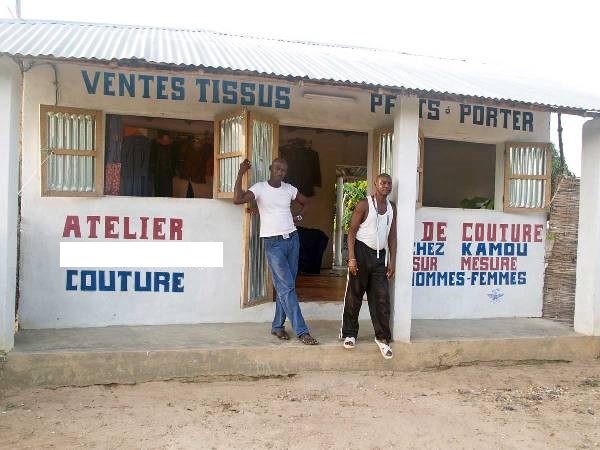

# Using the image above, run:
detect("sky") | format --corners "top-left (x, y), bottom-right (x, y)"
top-left (2, 0), bottom-right (597, 175)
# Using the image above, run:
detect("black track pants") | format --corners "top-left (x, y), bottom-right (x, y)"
top-left (342, 239), bottom-right (391, 341)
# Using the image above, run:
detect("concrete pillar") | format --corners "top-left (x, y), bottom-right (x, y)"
top-left (574, 118), bottom-right (600, 335)
top-left (390, 97), bottom-right (420, 342)
top-left (334, 175), bottom-right (344, 267)
top-left (0, 58), bottom-right (21, 353)
top-left (366, 130), bottom-right (374, 196)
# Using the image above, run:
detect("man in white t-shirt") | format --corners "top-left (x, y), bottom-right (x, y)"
top-left (234, 158), bottom-right (318, 345)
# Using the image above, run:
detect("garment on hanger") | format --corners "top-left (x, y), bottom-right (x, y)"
top-left (279, 138), bottom-right (322, 197)
top-left (105, 115), bottom-right (123, 163)
top-left (176, 134), bottom-right (212, 184)
top-left (151, 139), bottom-right (179, 197)
top-left (121, 133), bottom-right (152, 196)
top-left (104, 115), bottom-right (123, 195)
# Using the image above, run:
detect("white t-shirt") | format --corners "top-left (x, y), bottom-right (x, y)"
top-left (249, 181), bottom-right (298, 237)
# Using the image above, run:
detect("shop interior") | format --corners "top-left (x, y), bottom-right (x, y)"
top-left (278, 126), bottom-right (368, 303)
top-left (422, 138), bottom-right (496, 209)
top-left (104, 114), bottom-right (214, 199)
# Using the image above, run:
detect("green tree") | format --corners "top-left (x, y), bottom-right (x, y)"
top-left (338, 180), bottom-right (367, 232)
top-left (550, 142), bottom-right (574, 195)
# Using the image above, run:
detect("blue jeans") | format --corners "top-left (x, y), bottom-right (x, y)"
top-left (263, 231), bottom-right (309, 337)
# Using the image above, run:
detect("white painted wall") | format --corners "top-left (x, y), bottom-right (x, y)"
top-left (412, 208), bottom-right (546, 319)
top-left (17, 61), bottom-right (553, 330)
top-left (418, 100), bottom-right (549, 144)
top-left (31, 63), bottom-right (388, 132)
top-left (0, 57), bottom-right (21, 351)
top-left (574, 118), bottom-right (600, 335)
top-left (20, 197), bottom-right (370, 329)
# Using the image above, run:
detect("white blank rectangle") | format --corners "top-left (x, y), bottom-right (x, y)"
top-left (60, 242), bottom-right (223, 268)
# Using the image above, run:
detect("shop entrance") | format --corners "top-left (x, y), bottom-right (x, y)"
top-left (276, 126), bottom-right (368, 302)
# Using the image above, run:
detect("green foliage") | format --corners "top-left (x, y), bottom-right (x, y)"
top-left (460, 197), bottom-right (494, 209)
top-left (550, 143), bottom-right (574, 195)
top-left (337, 180), bottom-right (367, 232)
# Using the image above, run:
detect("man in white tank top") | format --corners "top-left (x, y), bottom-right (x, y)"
top-left (234, 158), bottom-right (318, 345)
top-left (340, 173), bottom-right (397, 359)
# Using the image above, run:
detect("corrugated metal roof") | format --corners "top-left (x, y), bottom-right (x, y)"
top-left (1, 19), bottom-right (599, 113)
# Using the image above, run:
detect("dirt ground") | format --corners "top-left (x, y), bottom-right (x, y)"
top-left (1, 361), bottom-right (599, 450)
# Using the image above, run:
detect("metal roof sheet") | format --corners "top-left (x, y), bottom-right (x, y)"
top-left (1, 19), bottom-right (598, 113)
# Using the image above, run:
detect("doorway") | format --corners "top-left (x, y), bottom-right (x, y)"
top-left (277, 125), bottom-right (368, 302)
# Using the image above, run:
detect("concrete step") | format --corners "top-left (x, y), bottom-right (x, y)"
top-left (1, 319), bottom-right (598, 388)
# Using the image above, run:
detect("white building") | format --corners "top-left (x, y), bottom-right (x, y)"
top-left (1, 19), bottom-right (599, 352)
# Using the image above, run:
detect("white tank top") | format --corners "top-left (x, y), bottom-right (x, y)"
top-left (356, 196), bottom-right (393, 254)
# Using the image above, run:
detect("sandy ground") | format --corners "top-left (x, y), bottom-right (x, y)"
top-left (1, 361), bottom-right (599, 449)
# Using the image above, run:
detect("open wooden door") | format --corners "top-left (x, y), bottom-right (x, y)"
top-left (213, 110), bottom-right (247, 198)
top-left (242, 112), bottom-right (279, 307)
top-left (214, 109), bottom-right (279, 308)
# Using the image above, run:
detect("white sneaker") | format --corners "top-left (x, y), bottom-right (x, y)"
top-left (343, 337), bottom-right (356, 349)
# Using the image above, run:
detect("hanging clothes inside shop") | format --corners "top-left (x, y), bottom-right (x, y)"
top-left (106, 115), bottom-right (123, 164)
top-left (176, 133), bottom-right (211, 183)
top-left (173, 130), bottom-right (213, 198)
top-left (104, 163), bottom-right (121, 195)
top-left (279, 138), bottom-right (322, 197)
top-left (202, 130), bottom-right (214, 179)
top-left (150, 130), bottom-right (179, 197)
top-left (120, 127), bottom-right (152, 196)
top-left (104, 115), bottom-right (123, 195)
